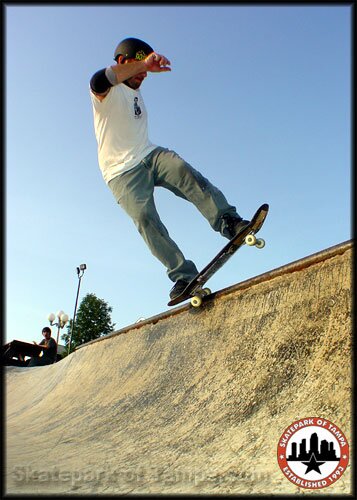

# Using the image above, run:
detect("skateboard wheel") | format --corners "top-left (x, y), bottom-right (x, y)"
top-left (202, 288), bottom-right (211, 296)
top-left (245, 234), bottom-right (257, 246)
top-left (255, 238), bottom-right (265, 249)
top-left (191, 295), bottom-right (203, 308)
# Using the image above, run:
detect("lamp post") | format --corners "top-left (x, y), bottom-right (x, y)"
top-left (68, 263), bottom-right (87, 354)
top-left (48, 310), bottom-right (69, 344)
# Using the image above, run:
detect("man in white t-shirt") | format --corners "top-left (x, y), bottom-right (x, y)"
top-left (90, 37), bottom-right (249, 300)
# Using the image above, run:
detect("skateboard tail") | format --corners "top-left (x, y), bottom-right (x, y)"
top-left (231, 203), bottom-right (269, 244)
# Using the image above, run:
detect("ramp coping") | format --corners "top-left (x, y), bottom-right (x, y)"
top-left (76, 239), bottom-right (352, 350)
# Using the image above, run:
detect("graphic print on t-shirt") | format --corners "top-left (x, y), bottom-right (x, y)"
top-left (134, 97), bottom-right (142, 118)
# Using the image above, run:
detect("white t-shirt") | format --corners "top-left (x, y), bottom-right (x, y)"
top-left (90, 84), bottom-right (157, 184)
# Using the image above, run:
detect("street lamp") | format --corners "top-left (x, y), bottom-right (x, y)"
top-left (48, 310), bottom-right (69, 344)
top-left (68, 264), bottom-right (87, 354)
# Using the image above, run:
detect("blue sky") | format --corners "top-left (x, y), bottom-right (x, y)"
top-left (5, 4), bottom-right (351, 344)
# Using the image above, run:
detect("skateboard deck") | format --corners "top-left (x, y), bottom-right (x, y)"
top-left (167, 203), bottom-right (269, 307)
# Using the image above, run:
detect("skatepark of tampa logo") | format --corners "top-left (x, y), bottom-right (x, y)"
top-left (277, 417), bottom-right (349, 490)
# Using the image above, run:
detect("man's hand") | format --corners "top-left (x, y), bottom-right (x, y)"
top-left (108, 52), bottom-right (171, 88)
top-left (144, 52), bottom-right (171, 73)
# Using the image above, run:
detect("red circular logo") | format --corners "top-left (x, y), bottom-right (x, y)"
top-left (277, 418), bottom-right (349, 489)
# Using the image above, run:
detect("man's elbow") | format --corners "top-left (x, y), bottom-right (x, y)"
top-left (90, 68), bottom-right (113, 94)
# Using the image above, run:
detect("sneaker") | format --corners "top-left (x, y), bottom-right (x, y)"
top-left (169, 279), bottom-right (190, 300)
top-left (221, 214), bottom-right (250, 240)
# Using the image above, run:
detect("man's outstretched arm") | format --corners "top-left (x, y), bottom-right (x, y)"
top-left (90, 52), bottom-right (171, 99)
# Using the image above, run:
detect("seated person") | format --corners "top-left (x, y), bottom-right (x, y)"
top-left (28, 327), bottom-right (57, 367)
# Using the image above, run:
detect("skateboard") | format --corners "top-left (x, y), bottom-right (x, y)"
top-left (167, 203), bottom-right (269, 308)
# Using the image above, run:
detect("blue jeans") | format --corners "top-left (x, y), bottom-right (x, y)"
top-left (108, 147), bottom-right (239, 282)
top-left (28, 357), bottom-right (55, 367)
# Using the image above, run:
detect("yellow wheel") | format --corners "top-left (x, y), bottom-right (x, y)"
top-left (255, 238), bottom-right (265, 249)
top-left (245, 234), bottom-right (257, 246)
top-left (191, 295), bottom-right (203, 308)
top-left (202, 288), bottom-right (211, 296)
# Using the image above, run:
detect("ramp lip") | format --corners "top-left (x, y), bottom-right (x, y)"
top-left (76, 239), bottom-right (353, 350)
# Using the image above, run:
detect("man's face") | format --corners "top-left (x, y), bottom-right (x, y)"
top-left (120, 56), bottom-right (148, 90)
top-left (42, 330), bottom-right (50, 340)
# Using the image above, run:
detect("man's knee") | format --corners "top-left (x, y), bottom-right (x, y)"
top-left (177, 161), bottom-right (209, 193)
top-left (132, 203), bottom-right (157, 230)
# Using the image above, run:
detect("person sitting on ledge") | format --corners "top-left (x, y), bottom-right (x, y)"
top-left (28, 327), bottom-right (57, 367)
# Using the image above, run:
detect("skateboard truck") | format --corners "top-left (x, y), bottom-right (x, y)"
top-left (189, 234), bottom-right (265, 308)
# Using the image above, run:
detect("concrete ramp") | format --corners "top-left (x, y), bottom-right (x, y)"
top-left (5, 241), bottom-right (352, 495)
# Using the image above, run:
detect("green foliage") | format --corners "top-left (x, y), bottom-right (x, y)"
top-left (61, 293), bottom-right (115, 350)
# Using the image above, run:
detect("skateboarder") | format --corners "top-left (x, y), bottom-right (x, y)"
top-left (90, 37), bottom-right (249, 300)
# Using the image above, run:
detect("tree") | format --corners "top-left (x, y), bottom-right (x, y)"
top-left (62, 293), bottom-right (115, 352)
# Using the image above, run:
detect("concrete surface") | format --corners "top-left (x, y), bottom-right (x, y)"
top-left (5, 241), bottom-right (353, 495)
